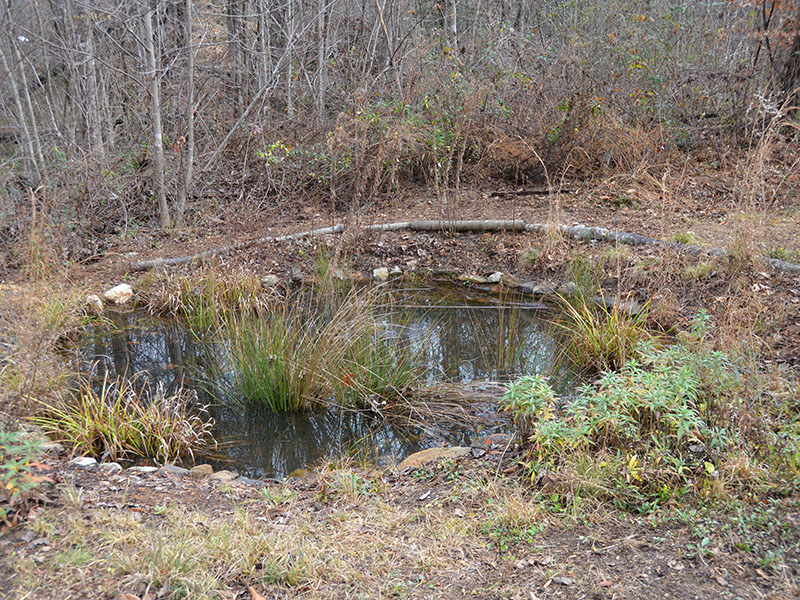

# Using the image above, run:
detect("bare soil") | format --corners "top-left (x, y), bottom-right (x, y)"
top-left (3, 446), bottom-right (798, 600)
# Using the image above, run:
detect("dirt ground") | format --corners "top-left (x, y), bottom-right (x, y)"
top-left (3, 442), bottom-right (798, 600)
top-left (3, 168), bottom-right (800, 599)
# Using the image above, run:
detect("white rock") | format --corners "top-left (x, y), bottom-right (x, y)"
top-left (98, 462), bottom-right (123, 472)
top-left (372, 267), bottom-right (389, 281)
top-left (70, 456), bottom-right (97, 467)
top-left (85, 294), bottom-right (103, 314)
top-left (389, 266), bottom-right (402, 276)
top-left (261, 274), bottom-right (280, 286)
top-left (487, 272), bottom-right (503, 283)
top-left (127, 466), bottom-right (158, 474)
top-left (103, 283), bottom-right (133, 305)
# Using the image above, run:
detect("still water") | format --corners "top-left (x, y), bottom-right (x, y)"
top-left (80, 283), bottom-right (566, 478)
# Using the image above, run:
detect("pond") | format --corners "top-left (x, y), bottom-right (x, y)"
top-left (79, 282), bottom-right (570, 478)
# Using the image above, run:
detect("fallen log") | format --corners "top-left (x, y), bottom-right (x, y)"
top-left (129, 219), bottom-right (800, 275)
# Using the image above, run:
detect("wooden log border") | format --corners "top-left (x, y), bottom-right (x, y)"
top-left (130, 220), bottom-right (800, 274)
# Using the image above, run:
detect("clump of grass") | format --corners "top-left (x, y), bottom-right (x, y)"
top-left (566, 254), bottom-right (599, 299)
top-left (31, 371), bottom-right (216, 463)
top-left (671, 230), bottom-right (696, 245)
top-left (227, 307), bottom-right (328, 412)
top-left (226, 288), bottom-right (423, 412)
top-left (597, 245), bottom-right (631, 272)
top-left (555, 293), bottom-right (651, 372)
top-left (682, 260), bottom-right (716, 281)
top-left (517, 247), bottom-right (542, 269)
top-left (147, 269), bottom-right (269, 333)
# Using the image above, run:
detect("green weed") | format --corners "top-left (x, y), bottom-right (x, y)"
top-left (0, 431), bottom-right (52, 525)
top-left (682, 260), bottom-right (715, 281)
top-left (503, 312), bottom-right (800, 508)
top-left (670, 231), bottom-right (696, 245)
top-left (518, 247), bottom-right (542, 269)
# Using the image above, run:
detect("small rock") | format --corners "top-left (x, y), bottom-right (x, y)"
top-left (531, 283), bottom-right (556, 296)
top-left (158, 464), bottom-right (189, 476)
top-left (127, 466), bottom-right (158, 474)
top-left (290, 267), bottom-right (304, 282)
top-left (372, 267), bottom-right (389, 281)
top-left (70, 456), bottom-right (97, 467)
top-left (471, 433), bottom-right (513, 450)
top-left (470, 447), bottom-right (486, 459)
top-left (98, 462), bottom-right (123, 473)
top-left (103, 283), bottom-right (133, 305)
top-left (209, 469), bottom-right (239, 483)
top-left (190, 464), bottom-right (214, 478)
top-left (234, 476), bottom-right (261, 486)
top-left (398, 447), bottom-right (471, 470)
top-left (261, 274), bottom-right (280, 287)
top-left (500, 274), bottom-right (521, 288)
top-left (39, 441), bottom-right (64, 454)
top-left (487, 271), bottom-right (503, 283)
top-left (552, 576), bottom-right (574, 586)
top-left (85, 294), bottom-right (103, 314)
top-left (389, 265), bottom-right (402, 276)
top-left (458, 274), bottom-right (488, 284)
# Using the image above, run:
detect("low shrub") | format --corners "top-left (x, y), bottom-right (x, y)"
top-left (502, 312), bottom-right (799, 508)
top-left (32, 371), bottom-right (216, 463)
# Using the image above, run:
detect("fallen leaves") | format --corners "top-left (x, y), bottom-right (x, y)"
top-left (248, 586), bottom-right (267, 600)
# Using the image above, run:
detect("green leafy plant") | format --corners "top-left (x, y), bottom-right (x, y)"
top-left (500, 312), bottom-right (792, 507)
top-left (500, 374), bottom-right (556, 438)
top-left (1, 431), bottom-right (52, 525)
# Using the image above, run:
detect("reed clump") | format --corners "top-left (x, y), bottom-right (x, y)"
top-left (226, 288), bottom-right (423, 413)
top-left (32, 371), bottom-right (215, 463)
top-left (555, 293), bottom-right (652, 373)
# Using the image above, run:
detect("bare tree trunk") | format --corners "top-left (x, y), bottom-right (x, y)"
top-left (227, 0), bottom-right (244, 114)
top-left (286, 0), bottom-right (296, 117)
top-left (782, 6), bottom-right (800, 101)
top-left (0, 40), bottom-right (40, 178)
top-left (449, 0), bottom-right (458, 51)
top-left (81, 13), bottom-right (105, 161)
top-left (177, 0), bottom-right (194, 228)
top-left (143, 3), bottom-right (171, 229)
top-left (4, 11), bottom-right (46, 175)
top-left (316, 0), bottom-right (328, 122)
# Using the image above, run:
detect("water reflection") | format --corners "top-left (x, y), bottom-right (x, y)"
top-left (80, 287), bottom-right (565, 477)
